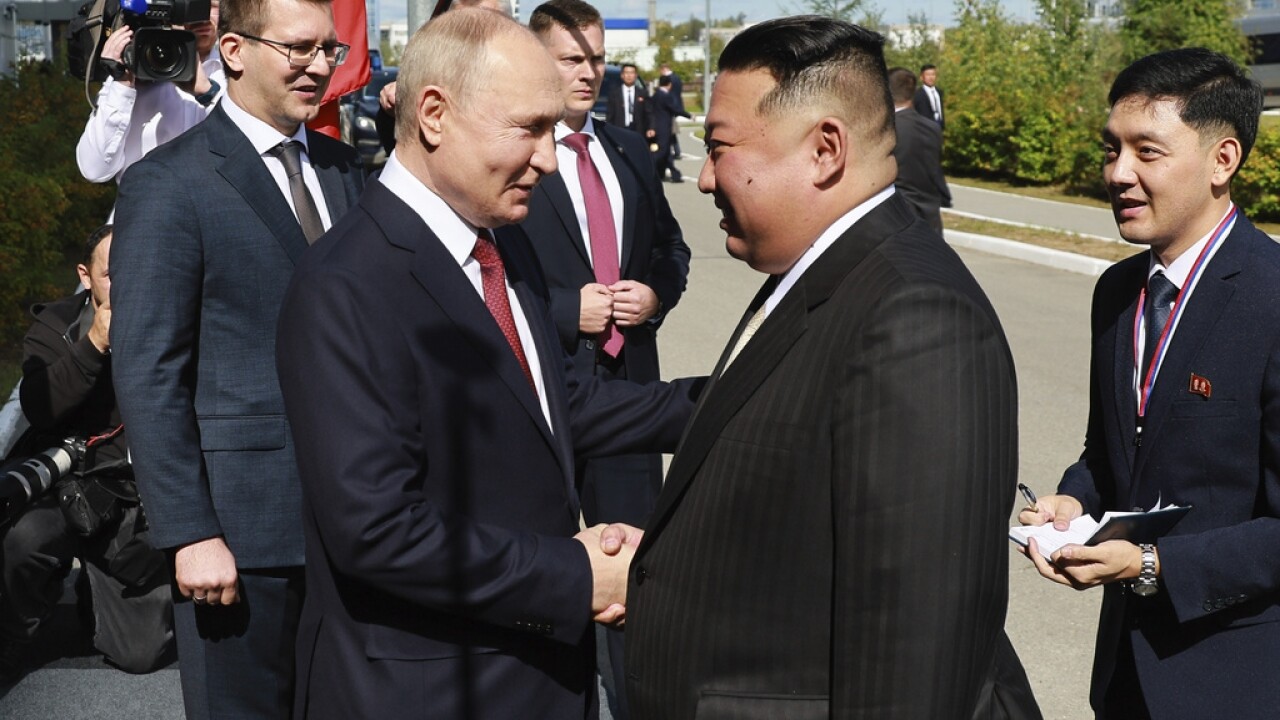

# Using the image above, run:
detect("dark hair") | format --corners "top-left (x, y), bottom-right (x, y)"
top-left (621, 62), bottom-right (637, 72)
top-left (887, 66), bottom-right (916, 104)
top-left (529, 0), bottom-right (601, 36)
top-left (657, 74), bottom-right (672, 88)
top-left (718, 15), bottom-right (893, 138)
top-left (919, 63), bottom-right (936, 73)
top-left (1109, 47), bottom-right (1263, 167)
top-left (82, 224), bottom-right (113, 267)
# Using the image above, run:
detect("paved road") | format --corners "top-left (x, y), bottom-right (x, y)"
top-left (950, 183), bottom-right (1123, 243)
top-left (0, 151), bottom-right (1103, 719)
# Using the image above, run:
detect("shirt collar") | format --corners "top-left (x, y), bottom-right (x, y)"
top-left (1147, 205), bottom-right (1236, 289)
top-left (377, 151), bottom-right (487, 267)
top-left (221, 92), bottom-right (310, 156)
top-left (556, 115), bottom-right (599, 144)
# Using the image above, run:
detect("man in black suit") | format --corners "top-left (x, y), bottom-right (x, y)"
top-left (659, 62), bottom-right (684, 158)
top-left (889, 66), bottom-right (950, 233)
top-left (109, 0), bottom-right (363, 715)
top-left (499, 2), bottom-right (690, 715)
top-left (624, 17), bottom-right (1039, 720)
top-left (650, 74), bottom-right (691, 183)
top-left (913, 62), bottom-right (944, 128)
top-left (605, 63), bottom-right (653, 139)
top-left (1019, 49), bottom-right (1280, 720)
top-left (275, 10), bottom-right (699, 718)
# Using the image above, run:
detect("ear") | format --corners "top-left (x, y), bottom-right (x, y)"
top-left (76, 264), bottom-right (92, 292)
top-left (1211, 136), bottom-right (1242, 190)
top-left (811, 116), bottom-right (846, 187)
top-left (417, 86), bottom-right (447, 148)
top-left (220, 32), bottom-right (245, 74)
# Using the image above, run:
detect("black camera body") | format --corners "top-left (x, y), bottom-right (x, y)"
top-left (67, 0), bottom-right (210, 83)
top-left (0, 437), bottom-right (85, 527)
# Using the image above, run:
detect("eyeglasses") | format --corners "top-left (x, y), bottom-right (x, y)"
top-left (238, 33), bottom-right (350, 68)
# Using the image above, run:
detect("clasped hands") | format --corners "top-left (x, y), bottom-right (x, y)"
top-left (574, 523), bottom-right (643, 627)
top-left (1017, 494), bottom-right (1154, 590)
top-left (580, 281), bottom-right (659, 334)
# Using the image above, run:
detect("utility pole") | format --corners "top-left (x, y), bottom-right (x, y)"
top-left (702, 0), bottom-right (711, 114)
top-left (407, 0), bottom-right (433, 41)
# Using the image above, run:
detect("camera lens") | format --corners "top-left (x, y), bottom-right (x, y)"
top-left (144, 38), bottom-right (182, 76)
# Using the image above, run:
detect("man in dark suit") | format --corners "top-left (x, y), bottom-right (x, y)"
top-left (659, 62), bottom-right (684, 158)
top-left (605, 63), bottom-right (653, 139)
top-left (109, 0), bottom-right (363, 715)
top-left (502, 3), bottom-right (690, 715)
top-left (1018, 49), bottom-right (1280, 720)
top-left (650, 74), bottom-right (691, 183)
top-left (913, 62), bottom-right (944, 128)
top-left (624, 17), bottom-right (1039, 720)
top-left (274, 10), bottom-right (698, 719)
top-left (889, 66), bottom-right (950, 233)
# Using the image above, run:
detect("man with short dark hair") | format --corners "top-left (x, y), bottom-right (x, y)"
top-left (1019, 48), bottom-right (1280, 720)
top-left (912, 62), bottom-right (944, 128)
top-left (625, 15), bottom-right (1037, 720)
top-left (888, 66), bottom-right (950, 233)
top-left (606, 63), bottom-right (652, 138)
top-left (650, 73), bottom-right (690, 183)
top-left (0, 225), bottom-right (173, 682)
top-left (110, 0), bottom-right (364, 714)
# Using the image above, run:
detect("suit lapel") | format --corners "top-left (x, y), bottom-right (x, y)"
top-left (537, 174), bottom-right (592, 269)
top-left (1110, 268), bottom-right (1142, 472)
top-left (1129, 228), bottom-right (1245, 504)
top-left (597, 125), bottom-right (639, 274)
top-left (307, 132), bottom-right (354, 223)
top-left (364, 185), bottom-right (558, 463)
top-left (208, 106), bottom-right (310, 265)
top-left (646, 195), bottom-right (916, 537)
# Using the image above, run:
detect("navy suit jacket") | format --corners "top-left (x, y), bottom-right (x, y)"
top-left (1058, 214), bottom-right (1280, 718)
top-left (110, 104), bottom-right (363, 567)
top-left (497, 122), bottom-right (689, 384)
top-left (276, 181), bottom-right (699, 719)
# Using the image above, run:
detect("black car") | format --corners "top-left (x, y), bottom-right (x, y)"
top-left (592, 64), bottom-right (621, 121)
top-left (340, 67), bottom-right (398, 170)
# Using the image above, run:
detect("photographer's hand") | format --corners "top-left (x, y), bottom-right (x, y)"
top-left (175, 536), bottom-right (240, 606)
top-left (101, 27), bottom-right (135, 88)
top-left (88, 299), bottom-right (111, 354)
top-left (178, 54), bottom-right (211, 98)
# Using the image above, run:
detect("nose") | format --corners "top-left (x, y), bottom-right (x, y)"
top-left (1107, 149), bottom-right (1136, 188)
top-left (305, 48), bottom-right (333, 77)
top-left (696, 156), bottom-right (715, 194)
top-left (531, 132), bottom-right (558, 176)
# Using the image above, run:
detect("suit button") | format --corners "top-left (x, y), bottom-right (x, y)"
top-left (585, 339), bottom-right (596, 350)
top-left (635, 566), bottom-right (648, 586)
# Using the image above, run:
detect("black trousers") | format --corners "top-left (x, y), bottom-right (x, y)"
top-left (173, 566), bottom-right (304, 720)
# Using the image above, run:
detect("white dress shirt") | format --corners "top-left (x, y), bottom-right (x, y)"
top-left (924, 84), bottom-right (942, 123)
top-left (377, 152), bottom-right (552, 428)
top-left (76, 52), bottom-right (226, 184)
top-left (554, 117), bottom-right (625, 268)
top-left (624, 85), bottom-right (635, 127)
top-left (220, 92), bottom-right (334, 232)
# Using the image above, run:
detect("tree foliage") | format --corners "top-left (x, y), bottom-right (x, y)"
top-left (0, 59), bottom-right (116, 363)
top-left (1119, 0), bottom-right (1249, 65)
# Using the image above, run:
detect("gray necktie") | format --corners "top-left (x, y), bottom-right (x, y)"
top-left (1142, 271), bottom-right (1178, 380)
top-left (268, 141), bottom-right (325, 244)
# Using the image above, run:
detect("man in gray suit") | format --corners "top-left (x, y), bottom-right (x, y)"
top-left (624, 16), bottom-right (1039, 720)
top-left (109, 0), bottom-right (363, 715)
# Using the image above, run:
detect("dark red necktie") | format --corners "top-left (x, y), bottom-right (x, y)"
top-left (561, 132), bottom-right (624, 358)
top-left (472, 233), bottom-right (537, 393)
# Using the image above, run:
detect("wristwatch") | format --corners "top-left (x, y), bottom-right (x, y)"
top-left (1132, 543), bottom-right (1159, 597)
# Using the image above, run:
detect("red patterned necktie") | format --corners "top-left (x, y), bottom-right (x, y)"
top-left (561, 132), bottom-right (624, 357)
top-left (472, 233), bottom-right (537, 393)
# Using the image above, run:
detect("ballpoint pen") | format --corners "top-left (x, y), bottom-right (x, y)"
top-left (1018, 483), bottom-right (1039, 510)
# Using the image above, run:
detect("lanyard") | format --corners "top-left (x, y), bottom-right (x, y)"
top-left (1132, 205), bottom-right (1237, 421)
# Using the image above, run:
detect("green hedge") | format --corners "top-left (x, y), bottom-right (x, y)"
top-left (0, 59), bottom-right (116, 362)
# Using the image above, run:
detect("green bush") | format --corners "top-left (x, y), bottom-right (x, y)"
top-left (0, 59), bottom-right (116, 361)
top-left (1235, 126), bottom-right (1280, 221)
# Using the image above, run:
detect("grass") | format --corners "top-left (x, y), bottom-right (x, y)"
top-left (944, 214), bottom-right (1138, 262)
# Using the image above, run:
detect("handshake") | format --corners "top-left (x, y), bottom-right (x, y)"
top-left (575, 523), bottom-right (643, 626)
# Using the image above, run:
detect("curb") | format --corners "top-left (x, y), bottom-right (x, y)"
top-left (945, 230), bottom-right (1113, 277)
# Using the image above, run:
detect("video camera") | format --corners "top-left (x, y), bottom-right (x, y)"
top-left (0, 438), bottom-right (85, 527)
top-left (67, 0), bottom-right (211, 84)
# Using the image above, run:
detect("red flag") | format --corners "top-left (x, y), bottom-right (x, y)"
top-left (309, 0), bottom-right (371, 139)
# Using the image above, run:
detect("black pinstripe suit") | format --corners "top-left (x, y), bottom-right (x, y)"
top-left (625, 194), bottom-right (1039, 719)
